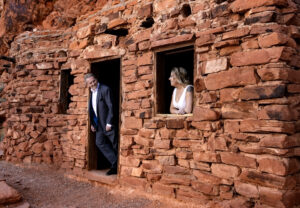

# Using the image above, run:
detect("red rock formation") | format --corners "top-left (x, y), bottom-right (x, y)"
top-left (0, 0), bottom-right (54, 54)
top-left (42, 0), bottom-right (108, 29)
top-left (0, 0), bottom-right (107, 54)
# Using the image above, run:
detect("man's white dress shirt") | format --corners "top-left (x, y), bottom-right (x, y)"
top-left (91, 83), bottom-right (111, 128)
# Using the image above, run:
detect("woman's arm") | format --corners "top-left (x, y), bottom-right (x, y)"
top-left (184, 87), bottom-right (193, 113)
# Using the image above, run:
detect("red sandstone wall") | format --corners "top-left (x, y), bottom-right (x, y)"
top-left (0, 0), bottom-right (300, 207)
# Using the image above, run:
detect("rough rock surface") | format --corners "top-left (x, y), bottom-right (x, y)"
top-left (0, 160), bottom-right (195, 208)
top-left (0, 0), bottom-right (107, 55)
top-left (0, 180), bottom-right (21, 204)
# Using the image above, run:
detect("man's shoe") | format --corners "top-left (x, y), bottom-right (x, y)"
top-left (106, 168), bottom-right (117, 175)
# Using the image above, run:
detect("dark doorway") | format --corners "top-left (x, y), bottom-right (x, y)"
top-left (156, 46), bottom-right (194, 114)
top-left (89, 58), bottom-right (121, 170)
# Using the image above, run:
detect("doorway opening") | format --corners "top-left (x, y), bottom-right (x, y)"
top-left (88, 58), bottom-right (121, 171)
top-left (156, 45), bottom-right (194, 114)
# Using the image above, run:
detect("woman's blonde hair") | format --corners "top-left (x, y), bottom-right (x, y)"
top-left (171, 67), bottom-right (190, 85)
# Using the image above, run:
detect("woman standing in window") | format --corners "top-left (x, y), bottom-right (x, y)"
top-left (169, 67), bottom-right (193, 114)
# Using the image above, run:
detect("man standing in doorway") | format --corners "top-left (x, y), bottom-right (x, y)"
top-left (84, 73), bottom-right (118, 175)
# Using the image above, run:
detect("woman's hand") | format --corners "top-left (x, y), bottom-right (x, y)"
top-left (178, 108), bottom-right (186, 114)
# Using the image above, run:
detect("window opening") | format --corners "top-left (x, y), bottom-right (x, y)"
top-left (59, 69), bottom-right (74, 114)
top-left (0, 116), bottom-right (5, 143)
top-left (156, 45), bottom-right (194, 114)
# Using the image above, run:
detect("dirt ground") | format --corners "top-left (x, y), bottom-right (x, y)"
top-left (0, 160), bottom-right (198, 208)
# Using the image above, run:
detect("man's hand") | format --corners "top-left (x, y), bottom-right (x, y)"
top-left (106, 125), bottom-right (112, 132)
top-left (91, 125), bottom-right (96, 132)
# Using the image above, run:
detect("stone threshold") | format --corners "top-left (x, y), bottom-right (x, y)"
top-left (65, 169), bottom-right (118, 186)
top-left (85, 170), bottom-right (118, 185)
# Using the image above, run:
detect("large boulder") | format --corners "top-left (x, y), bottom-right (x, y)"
top-left (0, 181), bottom-right (22, 204)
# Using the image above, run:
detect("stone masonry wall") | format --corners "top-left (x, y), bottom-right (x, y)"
top-left (1, 0), bottom-right (300, 207)
top-left (0, 29), bottom-right (89, 169)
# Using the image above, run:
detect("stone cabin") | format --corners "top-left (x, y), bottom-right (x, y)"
top-left (0, 0), bottom-right (300, 207)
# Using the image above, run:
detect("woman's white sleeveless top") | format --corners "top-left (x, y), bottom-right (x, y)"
top-left (172, 85), bottom-right (193, 111)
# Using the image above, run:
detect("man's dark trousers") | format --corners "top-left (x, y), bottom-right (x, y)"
top-left (95, 128), bottom-right (117, 169)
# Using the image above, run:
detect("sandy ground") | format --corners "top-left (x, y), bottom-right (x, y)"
top-left (0, 160), bottom-right (198, 208)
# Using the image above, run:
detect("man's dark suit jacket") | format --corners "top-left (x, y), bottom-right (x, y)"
top-left (88, 83), bottom-right (118, 167)
top-left (88, 83), bottom-right (114, 133)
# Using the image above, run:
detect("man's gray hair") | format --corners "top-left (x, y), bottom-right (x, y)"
top-left (84, 73), bottom-right (97, 82)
